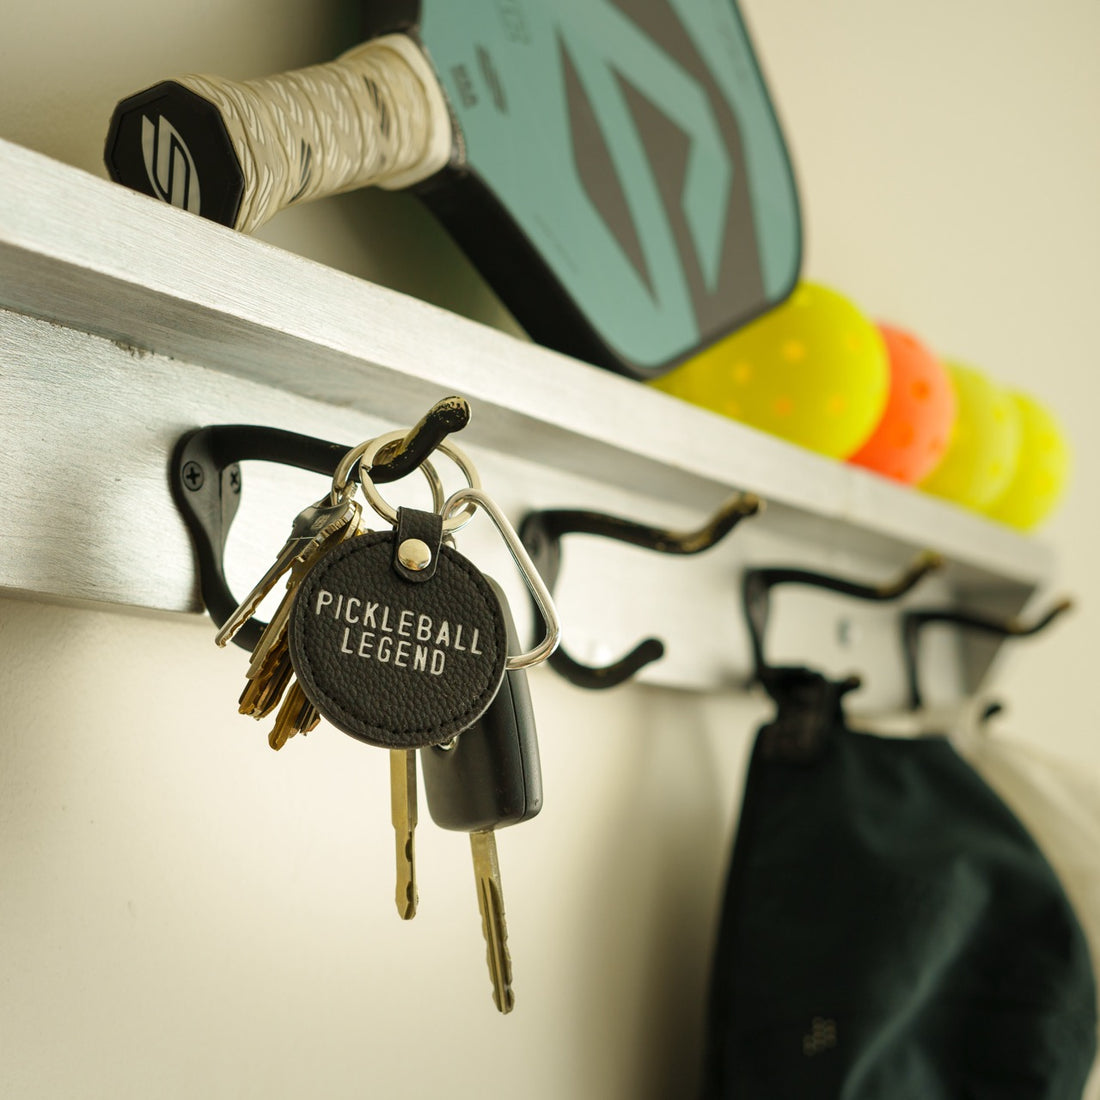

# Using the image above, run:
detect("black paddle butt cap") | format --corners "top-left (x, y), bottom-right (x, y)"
top-left (105, 80), bottom-right (244, 228)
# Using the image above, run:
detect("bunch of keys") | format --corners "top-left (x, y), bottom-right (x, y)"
top-left (213, 440), bottom-right (384, 748)
top-left (214, 424), bottom-right (560, 1013)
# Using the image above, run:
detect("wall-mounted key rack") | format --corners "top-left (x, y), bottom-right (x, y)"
top-left (0, 136), bottom-right (1055, 711)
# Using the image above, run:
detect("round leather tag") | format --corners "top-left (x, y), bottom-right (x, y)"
top-left (288, 531), bottom-right (507, 748)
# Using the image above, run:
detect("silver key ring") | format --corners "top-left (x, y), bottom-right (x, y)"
top-left (442, 487), bottom-right (561, 670)
top-left (357, 430), bottom-right (481, 533)
top-left (331, 434), bottom-right (446, 514)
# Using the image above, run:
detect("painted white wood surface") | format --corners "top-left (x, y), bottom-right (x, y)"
top-left (0, 138), bottom-right (1052, 704)
top-left (0, 137), bottom-right (1050, 585)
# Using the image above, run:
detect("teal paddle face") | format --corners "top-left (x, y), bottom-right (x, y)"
top-left (399, 0), bottom-right (801, 378)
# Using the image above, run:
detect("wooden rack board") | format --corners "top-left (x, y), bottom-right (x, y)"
top-left (0, 137), bottom-right (1053, 708)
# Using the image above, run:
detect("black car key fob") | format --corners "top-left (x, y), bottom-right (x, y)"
top-left (421, 578), bottom-right (542, 832)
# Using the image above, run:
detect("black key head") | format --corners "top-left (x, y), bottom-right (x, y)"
top-left (421, 578), bottom-right (542, 832)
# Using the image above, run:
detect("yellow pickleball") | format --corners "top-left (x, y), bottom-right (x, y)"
top-left (918, 362), bottom-right (1021, 511)
top-left (652, 283), bottom-right (889, 459)
top-left (985, 391), bottom-right (1070, 530)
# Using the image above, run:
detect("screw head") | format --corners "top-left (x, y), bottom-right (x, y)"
top-left (181, 460), bottom-right (205, 491)
top-left (397, 538), bottom-right (432, 572)
top-left (836, 617), bottom-right (861, 648)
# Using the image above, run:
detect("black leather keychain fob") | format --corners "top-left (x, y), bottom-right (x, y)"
top-left (288, 506), bottom-right (508, 750)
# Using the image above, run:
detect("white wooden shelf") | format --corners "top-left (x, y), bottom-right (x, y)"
top-left (0, 137), bottom-right (1053, 707)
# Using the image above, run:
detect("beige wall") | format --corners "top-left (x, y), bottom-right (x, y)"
top-left (745, 0), bottom-right (1100, 767)
top-left (2, 2), bottom-right (1098, 1097)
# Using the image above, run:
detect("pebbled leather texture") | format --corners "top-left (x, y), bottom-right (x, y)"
top-left (288, 530), bottom-right (507, 749)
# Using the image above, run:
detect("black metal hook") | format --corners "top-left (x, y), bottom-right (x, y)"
top-left (170, 396), bottom-right (471, 652)
top-left (519, 493), bottom-right (762, 689)
top-left (742, 550), bottom-right (944, 688)
top-left (981, 700), bottom-right (1007, 725)
top-left (902, 597), bottom-right (1073, 711)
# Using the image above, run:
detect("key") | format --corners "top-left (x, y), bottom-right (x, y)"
top-left (470, 829), bottom-right (512, 1013)
top-left (238, 505), bottom-right (364, 724)
top-left (421, 580), bottom-right (541, 1013)
top-left (215, 492), bottom-right (361, 649)
top-left (269, 681), bottom-right (321, 750)
top-left (243, 507), bottom-right (364, 677)
top-left (237, 558), bottom-right (327, 720)
top-left (239, 644), bottom-right (295, 719)
top-left (240, 589), bottom-right (297, 703)
top-left (390, 749), bottom-right (418, 920)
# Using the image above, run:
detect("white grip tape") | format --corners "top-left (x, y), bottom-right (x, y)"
top-left (178, 35), bottom-right (453, 233)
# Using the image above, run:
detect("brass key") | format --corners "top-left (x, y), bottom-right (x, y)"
top-left (239, 644), bottom-right (295, 719)
top-left (239, 568), bottom-right (312, 721)
top-left (269, 681), bottom-right (321, 750)
top-left (470, 829), bottom-right (514, 1013)
top-left (216, 491), bottom-right (361, 649)
top-left (237, 505), bottom-right (364, 733)
top-left (240, 594), bottom-right (296, 705)
top-left (420, 579), bottom-right (541, 1013)
top-left (390, 749), bottom-right (419, 920)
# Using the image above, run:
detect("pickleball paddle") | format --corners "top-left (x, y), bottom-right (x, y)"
top-left (105, 1), bottom-right (801, 380)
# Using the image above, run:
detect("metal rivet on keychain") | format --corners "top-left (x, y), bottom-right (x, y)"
top-left (398, 538), bottom-right (433, 572)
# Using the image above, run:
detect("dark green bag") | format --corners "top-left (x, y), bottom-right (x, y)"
top-left (702, 668), bottom-right (1097, 1098)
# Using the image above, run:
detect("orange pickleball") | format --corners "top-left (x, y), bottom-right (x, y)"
top-left (848, 324), bottom-right (956, 483)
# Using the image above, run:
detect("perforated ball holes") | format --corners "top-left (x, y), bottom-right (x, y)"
top-left (848, 324), bottom-right (956, 483)
top-left (985, 391), bottom-right (1071, 530)
top-left (652, 283), bottom-right (889, 459)
top-left (919, 362), bottom-right (1022, 512)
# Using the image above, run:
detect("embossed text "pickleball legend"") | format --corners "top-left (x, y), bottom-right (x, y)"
top-left (311, 588), bottom-right (484, 675)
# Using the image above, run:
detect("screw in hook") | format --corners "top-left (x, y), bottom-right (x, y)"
top-left (181, 460), bottom-right (205, 491)
top-left (836, 617), bottom-right (861, 648)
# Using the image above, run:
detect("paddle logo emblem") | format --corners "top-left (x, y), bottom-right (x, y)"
top-left (141, 113), bottom-right (201, 213)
